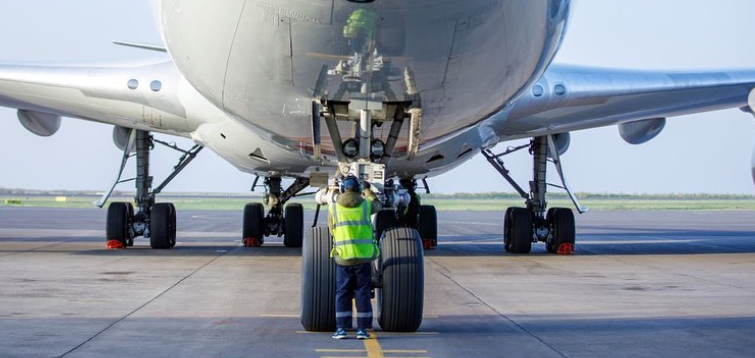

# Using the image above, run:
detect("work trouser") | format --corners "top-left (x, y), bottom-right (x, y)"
top-left (335, 262), bottom-right (373, 329)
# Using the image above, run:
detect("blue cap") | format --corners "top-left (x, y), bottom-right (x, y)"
top-left (341, 176), bottom-right (361, 191)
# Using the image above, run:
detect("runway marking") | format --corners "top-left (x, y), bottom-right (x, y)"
top-left (364, 331), bottom-right (384, 358)
top-left (315, 332), bottom-right (431, 358)
top-left (317, 350), bottom-right (428, 354)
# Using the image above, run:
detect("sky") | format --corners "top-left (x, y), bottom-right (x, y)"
top-left (0, 0), bottom-right (754, 195)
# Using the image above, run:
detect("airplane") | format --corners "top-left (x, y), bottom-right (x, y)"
top-left (1, 0), bottom-right (755, 333)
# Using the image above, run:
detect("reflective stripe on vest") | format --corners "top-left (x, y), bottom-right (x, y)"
top-left (330, 200), bottom-right (376, 260)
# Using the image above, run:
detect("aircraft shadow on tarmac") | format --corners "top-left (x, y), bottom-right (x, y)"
top-left (425, 229), bottom-right (755, 257)
top-left (2, 232), bottom-right (755, 257)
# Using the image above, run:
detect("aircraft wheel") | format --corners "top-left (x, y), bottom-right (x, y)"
top-left (508, 208), bottom-right (532, 254)
top-left (243, 203), bottom-right (265, 247)
top-left (283, 203), bottom-right (304, 248)
top-left (418, 205), bottom-right (437, 249)
top-left (503, 207), bottom-right (514, 252)
top-left (375, 209), bottom-right (397, 242)
top-left (545, 208), bottom-right (557, 253)
top-left (300, 227), bottom-right (336, 332)
top-left (150, 203), bottom-right (176, 249)
top-left (550, 208), bottom-right (575, 255)
top-left (167, 203), bottom-right (177, 248)
top-left (378, 228), bottom-right (424, 332)
top-left (106, 202), bottom-right (132, 248)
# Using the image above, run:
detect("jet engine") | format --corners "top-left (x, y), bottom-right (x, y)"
top-left (17, 110), bottom-right (61, 137)
top-left (619, 118), bottom-right (666, 145)
top-left (112, 126), bottom-right (135, 153)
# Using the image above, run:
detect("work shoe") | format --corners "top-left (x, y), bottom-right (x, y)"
top-left (356, 328), bottom-right (370, 340)
top-left (332, 328), bottom-right (347, 340)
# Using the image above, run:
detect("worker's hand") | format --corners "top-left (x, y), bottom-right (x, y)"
top-left (363, 187), bottom-right (377, 200)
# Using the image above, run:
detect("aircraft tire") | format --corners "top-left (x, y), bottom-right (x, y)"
top-left (503, 207), bottom-right (513, 252)
top-left (375, 209), bottom-right (397, 242)
top-left (508, 208), bottom-right (532, 254)
top-left (167, 203), bottom-right (177, 248)
top-left (283, 204), bottom-right (304, 248)
top-left (545, 208), bottom-right (558, 253)
top-left (418, 205), bottom-right (438, 249)
top-left (243, 203), bottom-right (265, 246)
top-left (550, 208), bottom-right (575, 253)
top-left (378, 227), bottom-right (424, 332)
top-left (300, 227), bottom-right (336, 332)
top-left (150, 203), bottom-right (176, 249)
top-left (106, 202), bottom-right (131, 246)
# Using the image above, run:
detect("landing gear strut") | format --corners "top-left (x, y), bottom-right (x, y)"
top-left (483, 135), bottom-right (586, 254)
top-left (101, 129), bottom-right (203, 249)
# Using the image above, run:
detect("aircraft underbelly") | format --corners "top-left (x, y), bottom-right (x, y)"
top-left (167, 2), bottom-right (555, 133)
top-left (163, 0), bottom-right (566, 176)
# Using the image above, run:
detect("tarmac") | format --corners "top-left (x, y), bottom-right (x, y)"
top-left (1, 207), bottom-right (755, 358)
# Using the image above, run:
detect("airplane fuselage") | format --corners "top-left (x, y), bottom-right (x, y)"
top-left (156, 0), bottom-right (569, 177)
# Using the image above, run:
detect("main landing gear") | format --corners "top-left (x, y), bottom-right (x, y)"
top-left (241, 176), bottom-right (309, 248)
top-left (99, 129), bottom-right (203, 249)
top-left (483, 135), bottom-right (587, 255)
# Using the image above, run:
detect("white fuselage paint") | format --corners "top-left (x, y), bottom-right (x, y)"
top-left (154, 0), bottom-right (569, 177)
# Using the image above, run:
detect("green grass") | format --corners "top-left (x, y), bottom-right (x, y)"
top-left (2, 192), bottom-right (755, 211)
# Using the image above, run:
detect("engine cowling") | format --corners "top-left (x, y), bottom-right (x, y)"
top-left (17, 110), bottom-right (61, 137)
top-left (112, 126), bottom-right (135, 153)
top-left (549, 132), bottom-right (570, 158)
top-left (619, 118), bottom-right (666, 145)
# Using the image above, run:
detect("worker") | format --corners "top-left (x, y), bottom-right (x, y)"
top-left (342, 9), bottom-right (377, 54)
top-left (329, 175), bottom-right (381, 340)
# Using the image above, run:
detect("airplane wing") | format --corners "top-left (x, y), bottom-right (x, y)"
top-left (0, 61), bottom-right (191, 138)
top-left (490, 64), bottom-right (755, 140)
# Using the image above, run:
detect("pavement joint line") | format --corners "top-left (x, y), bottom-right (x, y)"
top-left (261, 314), bottom-right (300, 318)
top-left (0, 237), bottom-right (83, 259)
top-left (426, 257), bottom-right (569, 358)
top-left (55, 242), bottom-right (241, 358)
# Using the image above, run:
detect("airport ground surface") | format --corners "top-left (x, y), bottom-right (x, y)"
top-left (1, 207), bottom-right (754, 358)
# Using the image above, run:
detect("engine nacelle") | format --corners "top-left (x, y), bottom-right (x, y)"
top-left (112, 126), bottom-right (135, 153)
top-left (548, 132), bottom-right (571, 158)
top-left (17, 110), bottom-right (61, 137)
top-left (619, 118), bottom-right (666, 145)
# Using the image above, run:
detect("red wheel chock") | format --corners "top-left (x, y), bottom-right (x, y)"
top-left (422, 238), bottom-right (437, 250)
top-left (243, 237), bottom-right (262, 247)
top-left (557, 243), bottom-right (575, 255)
top-left (106, 239), bottom-right (126, 250)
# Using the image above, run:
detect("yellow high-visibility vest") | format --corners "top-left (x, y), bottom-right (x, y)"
top-left (330, 200), bottom-right (377, 261)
